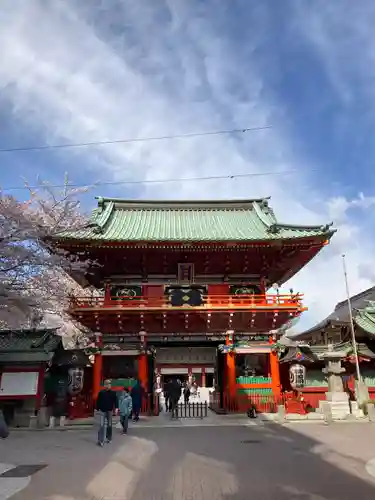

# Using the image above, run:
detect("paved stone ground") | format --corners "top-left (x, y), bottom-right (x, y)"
top-left (47, 409), bottom-right (260, 429)
top-left (2, 422), bottom-right (375, 499)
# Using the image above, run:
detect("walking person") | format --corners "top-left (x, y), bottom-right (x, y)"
top-left (164, 379), bottom-right (171, 412)
top-left (0, 409), bottom-right (9, 439)
top-left (130, 379), bottom-right (144, 422)
top-left (96, 379), bottom-right (117, 447)
top-left (169, 378), bottom-right (182, 419)
top-left (183, 383), bottom-right (190, 405)
top-left (118, 387), bottom-right (132, 434)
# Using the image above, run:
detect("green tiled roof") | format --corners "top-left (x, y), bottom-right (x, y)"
top-left (296, 286), bottom-right (375, 339)
top-left (56, 197), bottom-right (335, 243)
top-left (355, 301), bottom-right (375, 335)
top-left (0, 352), bottom-right (54, 363)
top-left (0, 329), bottom-right (61, 363)
top-left (280, 341), bottom-right (375, 363)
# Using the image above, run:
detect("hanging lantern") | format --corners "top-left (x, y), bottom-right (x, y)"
top-left (289, 363), bottom-right (306, 390)
top-left (67, 367), bottom-right (84, 395)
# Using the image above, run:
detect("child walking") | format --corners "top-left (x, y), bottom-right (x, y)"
top-left (118, 387), bottom-right (133, 434)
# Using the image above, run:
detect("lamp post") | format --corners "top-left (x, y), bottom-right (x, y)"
top-left (341, 254), bottom-right (362, 382)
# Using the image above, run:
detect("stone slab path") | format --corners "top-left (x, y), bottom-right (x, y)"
top-left (2, 422), bottom-right (375, 499)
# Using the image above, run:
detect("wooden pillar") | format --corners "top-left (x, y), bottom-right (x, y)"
top-left (201, 368), bottom-right (206, 388)
top-left (269, 335), bottom-right (281, 397)
top-left (226, 331), bottom-right (236, 399)
top-left (36, 365), bottom-right (45, 411)
top-left (138, 331), bottom-right (148, 391)
top-left (138, 354), bottom-right (148, 388)
top-left (104, 282), bottom-right (111, 306)
top-left (93, 333), bottom-right (103, 402)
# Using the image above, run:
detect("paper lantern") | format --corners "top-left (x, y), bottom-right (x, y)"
top-left (289, 363), bottom-right (306, 390)
top-left (67, 367), bottom-right (84, 395)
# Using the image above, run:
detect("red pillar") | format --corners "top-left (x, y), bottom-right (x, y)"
top-left (138, 354), bottom-right (148, 389)
top-left (93, 334), bottom-right (103, 403)
top-left (138, 332), bottom-right (148, 392)
top-left (226, 332), bottom-right (236, 400)
top-left (104, 282), bottom-right (111, 306)
top-left (260, 277), bottom-right (266, 294)
top-left (201, 368), bottom-right (206, 388)
top-left (269, 335), bottom-right (281, 397)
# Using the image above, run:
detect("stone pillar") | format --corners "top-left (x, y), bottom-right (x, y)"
top-left (320, 347), bottom-right (351, 420)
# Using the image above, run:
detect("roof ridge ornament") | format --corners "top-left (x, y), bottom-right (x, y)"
top-left (96, 196), bottom-right (105, 213)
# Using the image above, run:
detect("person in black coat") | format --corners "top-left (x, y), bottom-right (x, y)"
top-left (183, 383), bottom-right (191, 404)
top-left (0, 409), bottom-right (9, 439)
top-left (96, 380), bottom-right (117, 446)
top-left (130, 380), bottom-right (144, 421)
top-left (169, 379), bottom-right (182, 419)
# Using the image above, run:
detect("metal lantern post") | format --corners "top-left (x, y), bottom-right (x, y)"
top-left (341, 254), bottom-right (362, 382)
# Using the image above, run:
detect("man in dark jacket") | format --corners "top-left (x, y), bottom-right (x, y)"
top-left (96, 379), bottom-right (117, 446)
top-left (130, 380), bottom-right (144, 422)
top-left (169, 379), bottom-right (182, 419)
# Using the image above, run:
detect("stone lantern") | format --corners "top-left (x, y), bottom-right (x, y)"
top-left (320, 345), bottom-right (351, 419)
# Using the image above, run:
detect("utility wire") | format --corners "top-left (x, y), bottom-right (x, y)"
top-left (2, 169), bottom-right (310, 192)
top-left (0, 125), bottom-right (271, 153)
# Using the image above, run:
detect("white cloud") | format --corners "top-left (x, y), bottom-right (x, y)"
top-left (291, 0), bottom-right (375, 103)
top-left (327, 194), bottom-right (375, 222)
top-left (0, 0), bottom-right (375, 332)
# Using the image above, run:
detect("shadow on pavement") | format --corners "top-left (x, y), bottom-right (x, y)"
top-left (127, 422), bottom-right (375, 500)
top-left (3, 422), bottom-right (375, 499)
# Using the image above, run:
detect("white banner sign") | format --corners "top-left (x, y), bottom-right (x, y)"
top-left (0, 371), bottom-right (39, 396)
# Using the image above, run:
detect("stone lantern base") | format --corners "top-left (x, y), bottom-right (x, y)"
top-left (319, 392), bottom-right (350, 420)
top-left (319, 392), bottom-right (363, 419)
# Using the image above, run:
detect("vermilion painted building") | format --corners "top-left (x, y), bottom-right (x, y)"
top-left (55, 197), bottom-right (335, 406)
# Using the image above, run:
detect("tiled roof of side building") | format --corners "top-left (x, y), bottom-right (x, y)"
top-left (280, 342), bottom-right (375, 363)
top-left (56, 197), bottom-right (336, 243)
top-left (0, 328), bottom-right (60, 352)
top-left (0, 329), bottom-right (61, 363)
top-left (294, 286), bottom-right (375, 340)
top-left (354, 301), bottom-right (375, 336)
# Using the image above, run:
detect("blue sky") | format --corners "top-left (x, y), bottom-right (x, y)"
top-left (1, 0), bottom-right (375, 332)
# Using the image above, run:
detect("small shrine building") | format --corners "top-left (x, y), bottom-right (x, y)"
top-left (283, 289), bottom-right (375, 407)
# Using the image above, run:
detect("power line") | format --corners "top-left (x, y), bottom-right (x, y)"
top-left (0, 125), bottom-right (271, 153)
top-left (2, 169), bottom-right (310, 192)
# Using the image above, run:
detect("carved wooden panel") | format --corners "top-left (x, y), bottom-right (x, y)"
top-left (165, 285), bottom-right (207, 306)
top-left (110, 285), bottom-right (142, 300)
top-left (155, 347), bottom-right (216, 364)
top-left (230, 284), bottom-right (261, 295)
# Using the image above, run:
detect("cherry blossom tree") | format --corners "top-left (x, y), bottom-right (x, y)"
top-left (0, 175), bottom-right (97, 346)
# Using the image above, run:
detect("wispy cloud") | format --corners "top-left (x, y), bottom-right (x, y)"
top-left (292, 0), bottom-right (375, 104)
top-left (1, 0), bottom-right (375, 331)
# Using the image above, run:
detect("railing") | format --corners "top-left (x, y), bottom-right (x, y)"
top-left (68, 393), bottom-right (94, 419)
top-left (176, 402), bottom-right (208, 419)
top-left (209, 392), bottom-right (283, 414)
top-left (209, 391), bottom-right (327, 415)
top-left (70, 293), bottom-right (304, 310)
